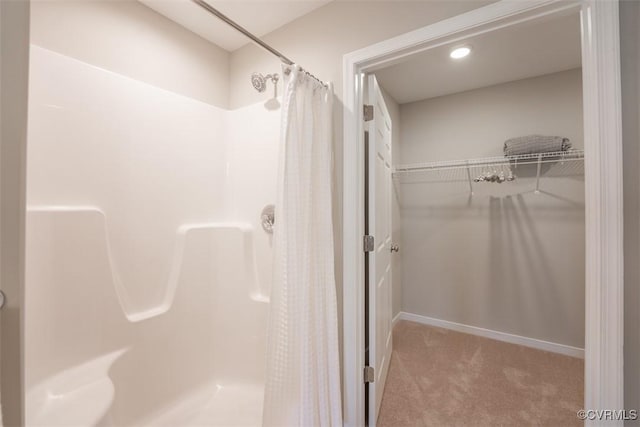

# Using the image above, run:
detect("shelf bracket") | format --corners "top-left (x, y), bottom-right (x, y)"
top-left (534, 153), bottom-right (542, 194)
top-left (465, 160), bottom-right (473, 195)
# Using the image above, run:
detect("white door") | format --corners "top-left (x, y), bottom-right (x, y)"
top-left (365, 74), bottom-right (393, 425)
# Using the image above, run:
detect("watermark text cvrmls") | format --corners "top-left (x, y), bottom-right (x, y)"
top-left (577, 409), bottom-right (638, 421)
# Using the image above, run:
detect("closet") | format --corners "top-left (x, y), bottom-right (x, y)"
top-left (370, 10), bottom-right (585, 426)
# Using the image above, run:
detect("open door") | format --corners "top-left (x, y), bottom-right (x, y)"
top-left (364, 74), bottom-right (393, 425)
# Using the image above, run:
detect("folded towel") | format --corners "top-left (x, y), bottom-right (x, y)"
top-left (503, 135), bottom-right (572, 157)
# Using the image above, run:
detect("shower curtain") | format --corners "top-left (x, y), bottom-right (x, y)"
top-left (262, 66), bottom-right (342, 427)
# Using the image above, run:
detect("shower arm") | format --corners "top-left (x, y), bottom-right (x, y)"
top-left (265, 74), bottom-right (279, 84)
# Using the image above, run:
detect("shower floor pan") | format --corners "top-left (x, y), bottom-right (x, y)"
top-left (27, 352), bottom-right (264, 427)
top-left (138, 382), bottom-right (264, 427)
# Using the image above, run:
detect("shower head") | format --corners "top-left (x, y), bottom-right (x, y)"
top-left (251, 72), bottom-right (279, 93)
top-left (251, 73), bottom-right (267, 92)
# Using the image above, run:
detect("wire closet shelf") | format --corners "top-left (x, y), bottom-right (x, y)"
top-left (394, 149), bottom-right (584, 174)
top-left (393, 149), bottom-right (585, 194)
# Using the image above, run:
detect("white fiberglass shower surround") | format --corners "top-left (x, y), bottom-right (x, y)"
top-left (25, 43), bottom-right (278, 426)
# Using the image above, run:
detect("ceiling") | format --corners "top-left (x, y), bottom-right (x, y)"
top-left (140, 0), bottom-right (332, 52)
top-left (374, 12), bottom-right (582, 104)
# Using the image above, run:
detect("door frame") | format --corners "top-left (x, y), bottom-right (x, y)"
top-left (0, 0), bottom-right (30, 425)
top-left (341, 1), bottom-right (624, 426)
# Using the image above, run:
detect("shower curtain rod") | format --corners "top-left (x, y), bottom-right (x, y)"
top-left (191, 0), bottom-right (327, 87)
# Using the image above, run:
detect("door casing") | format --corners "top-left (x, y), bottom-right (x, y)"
top-left (0, 1), bottom-right (30, 425)
top-left (342, 1), bottom-right (624, 426)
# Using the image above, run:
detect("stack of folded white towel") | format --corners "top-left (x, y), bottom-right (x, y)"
top-left (503, 134), bottom-right (572, 157)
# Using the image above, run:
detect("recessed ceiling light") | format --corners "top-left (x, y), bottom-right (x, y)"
top-left (450, 46), bottom-right (471, 59)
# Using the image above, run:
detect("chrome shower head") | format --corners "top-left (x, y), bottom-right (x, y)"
top-left (251, 73), bottom-right (267, 92)
top-left (251, 72), bottom-right (279, 93)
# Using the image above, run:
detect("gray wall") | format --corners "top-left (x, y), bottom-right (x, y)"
top-left (399, 69), bottom-right (584, 162)
top-left (397, 69), bottom-right (585, 348)
top-left (1, 1), bottom-right (30, 425)
top-left (30, 0), bottom-right (230, 108)
top-left (621, 0), bottom-right (640, 420)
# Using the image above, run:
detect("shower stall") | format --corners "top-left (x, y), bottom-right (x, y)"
top-left (25, 45), bottom-right (279, 426)
top-left (23, 2), bottom-right (288, 425)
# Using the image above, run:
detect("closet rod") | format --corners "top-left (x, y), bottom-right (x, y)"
top-left (394, 150), bottom-right (584, 174)
top-left (191, 0), bottom-right (327, 87)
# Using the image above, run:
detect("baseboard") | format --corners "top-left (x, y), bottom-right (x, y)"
top-left (392, 311), bottom-right (401, 327)
top-left (398, 311), bottom-right (584, 359)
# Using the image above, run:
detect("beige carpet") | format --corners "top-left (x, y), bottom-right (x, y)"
top-left (378, 320), bottom-right (583, 427)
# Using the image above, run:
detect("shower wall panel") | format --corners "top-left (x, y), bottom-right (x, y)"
top-left (25, 45), bottom-right (277, 426)
top-left (226, 102), bottom-right (281, 299)
top-left (27, 46), bottom-right (231, 319)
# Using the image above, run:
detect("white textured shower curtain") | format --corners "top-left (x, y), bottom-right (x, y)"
top-left (262, 66), bottom-right (342, 427)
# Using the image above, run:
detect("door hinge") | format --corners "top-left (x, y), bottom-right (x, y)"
top-left (363, 104), bottom-right (374, 122)
top-left (364, 366), bottom-right (375, 383)
top-left (363, 235), bottom-right (375, 252)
